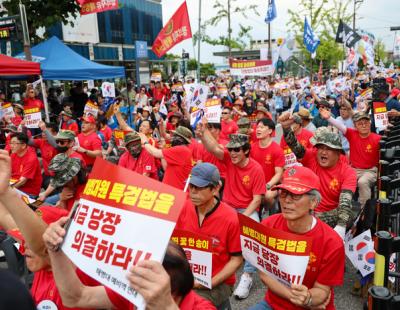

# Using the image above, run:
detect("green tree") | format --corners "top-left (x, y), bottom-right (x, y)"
top-left (194, 0), bottom-right (259, 58)
top-left (287, 0), bottom-right (359, 72)
top-left (374, 39), bottom-right (386, 64)
top-left (2, 0), bottom-right (80, 41)
top-left (200, 63), bottom-right (216, 78)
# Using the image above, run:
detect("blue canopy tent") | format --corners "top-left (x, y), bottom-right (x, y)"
top-left (17, 36), bottom-right (125, 80)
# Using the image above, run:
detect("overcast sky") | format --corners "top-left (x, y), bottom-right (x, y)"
top-left (161, 0), bottom-right (400, 64)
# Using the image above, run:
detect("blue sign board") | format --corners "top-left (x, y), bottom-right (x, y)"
top-left (135, 40), bottom-right (148, 59)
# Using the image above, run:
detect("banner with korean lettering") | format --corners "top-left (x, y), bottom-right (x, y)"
top-left (84, 100), bottom-right (99, 117)
top-left (171, 229), bottom-right (212, 289)
top-left (373, 102), bottom-right (388, 130)
top-left (151, 1), bottom-right (192, 58)
top-left (229, 59), bottom-right (274, 77)
top-left (0, 102), bottom-right (15, 119)
top-left (24, 107), bottom-right (42, 128)
top-left (77, 0), bottom-right (119, 15)
top-left (238, 214), bottom-right (312, 287)
top-left (190, 98), bottom-right (222, 127)
top-left (62, 158), bottom-right (186, 310)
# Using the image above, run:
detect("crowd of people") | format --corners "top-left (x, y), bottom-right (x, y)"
top-left (0, 66), bottom-right (400, 309)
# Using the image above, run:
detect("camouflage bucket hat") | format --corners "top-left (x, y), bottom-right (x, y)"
top-left (48, 153), bottom-right (82, 188)
top-left (310, 127), bottom-right (344, 153)
top-left (237, 117), bottom-right (250, 127)
top-left (55, 130), bottom-right (76, 141)
top-left (124, 132), bottom-right (141, 145)
top-left (352, 111), bottom-right (370, 122)
top-left (172, 126), bottom-right (193, 144)
top-left (226, 134), bottom-right (249, 148)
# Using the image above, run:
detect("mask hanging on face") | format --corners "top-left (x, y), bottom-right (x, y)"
top-left (128, 143), bottom-right (142, 158)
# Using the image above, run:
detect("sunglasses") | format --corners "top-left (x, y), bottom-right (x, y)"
top-left (56, 140), bottom-right (69, 145)
top-left (279, 189), bottom-right (303, 201)
top-left (227, 147), bottom-right (242, 153)
top-left (221, 112), bottom-right (230, 115)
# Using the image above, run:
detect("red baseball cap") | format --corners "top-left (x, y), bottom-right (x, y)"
top-left (82, 115), bottom-right (97, 124)
top-left (271, 166), bottom-right (320, 194)
top-left (391, 88), bottom-right (400, 98)
top-left (7, 206), bottom-right (69, 254)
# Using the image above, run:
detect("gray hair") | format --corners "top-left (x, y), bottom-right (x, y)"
top-left (307, 189), bottom-right (321, 205)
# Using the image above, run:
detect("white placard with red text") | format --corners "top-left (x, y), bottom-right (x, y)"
top-left (24, 107), bottom-right (42, 128)
top-left (239, 214), bottom-right (312, 287)
top-left (373, 102), bottom-right (388, 131)
top-left (190, 98), bottom-right (222, 126)
top-left (172, 229), bottom-right (213, 289)
top-left (62, 158), bottom-right (186, 310)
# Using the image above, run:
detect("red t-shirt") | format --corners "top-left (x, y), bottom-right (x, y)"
top-left (11, 150), bottom-right (42, 196)
top-left (23, 97), bottom-right (44, 110)
top-left (10, 115), bottom-right (23, 126)
top-left (77, 132), bottom-right (102, 166)
top-left (106, 289), bottom-right (215, 310)
top-left (31, 269), bottom-right (93, 310)
top-left (345, 128), bottom-right (381, 169)
top-left (61, 120), bottom-right (79, 135)
top-left (198, 140), bottom-right (227, 179)
top-left (221, 150), bottom-right (266, 209)
top-left (262, 214), bottom-right (345, 310)
top-left (33, 138), bottom-right (59, 176)
top-left (189, 138), bottom-right (202, 164)
top-left (220, 120), bottom-right (238, 141)
top-left (162, 145), bottom-right (192, 190)
top-left (280, 128), bottom-right (314, 167)
top-left (118, 149), bottom-right (157, 179)
top-left (175, 199), bottom-right (242, 285)
top-left (250, 141), bottom-right (285, 183)
top-left (301, 148), bottom-right (357, 212)
top-left (100, 125), bottom-right (113, 142)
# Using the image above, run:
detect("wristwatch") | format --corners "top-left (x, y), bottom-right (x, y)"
top-left (266, 184), bottom-right (272, 190)
top-left (143, 141), bottom-right (150, 146)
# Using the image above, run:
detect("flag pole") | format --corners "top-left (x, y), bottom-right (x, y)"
top-left (196, 0), bottom-right (202, 82)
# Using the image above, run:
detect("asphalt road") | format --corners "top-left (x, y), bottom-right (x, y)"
top-left (230, 258), bottom-right (364, 310)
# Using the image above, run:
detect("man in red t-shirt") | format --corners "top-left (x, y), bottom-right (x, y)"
top-left (199, 125), bottom-right (265, 299)
top-left (76, 115), bottom-right (102, 169)
top-left (10, 132), bottom-right (42, 197)
top-left (23, 86), bottom-right (44, 110)
top-left (220, 107), bottom-right (238, 140)
top-left (280, 113), bottom-right (313, 168)
top-left (139, 126), bottom-right (193, 190)
top-left (60, 109), bottom-right (79, 135)
top-left (250, 118), bottom-right (285, 210)
top-left (249, 166), bottom-right (344, 310)
top-left (175, 163), bottom-right (242, 307)
top-left (118, 132), bottom-right (157, 179)
top-left (322, 110), bottom-right (381, 208)
top-left (279, 114), bottom-right (357, 239)
top-left (43, 222), bottom-right (216, 310)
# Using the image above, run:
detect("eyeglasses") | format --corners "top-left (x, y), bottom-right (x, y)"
top-left (278, 189), bottom-right (303, 201)
top-left (56, 140), bottom-right (69, 145)
top-left (221, 112), bottom-right (229, 115)
top-left (227, 147), bottom-right (242, 153)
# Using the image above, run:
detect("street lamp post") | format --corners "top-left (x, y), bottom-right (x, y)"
top-left (353, 0), bottom-right (363, 31)
top-left (19, 1), bottom-right (31, 61)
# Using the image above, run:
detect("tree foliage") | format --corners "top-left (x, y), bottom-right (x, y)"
top-left (187, 59), bottom-right (215, 77)
top-left (193, 0), bottom-right (259, 55)
top-left (287, 0), bottom-right (359, 71)
top-left (2, 0), bottom-right (80, 41)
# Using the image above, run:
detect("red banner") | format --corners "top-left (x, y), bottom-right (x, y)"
top-left (77, 0), bottom-right (119, 15)
top-left (151, 1), bottom-right (192, 58)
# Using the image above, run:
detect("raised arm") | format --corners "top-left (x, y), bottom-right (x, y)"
top-left (278, 112), bottom-right (306, 159)
top-left (319, 109), bottom-right (347, 134)
top-left (198, 118), bottom-right (224, 160)
top-left (114, 104), bottom-right (134, 132)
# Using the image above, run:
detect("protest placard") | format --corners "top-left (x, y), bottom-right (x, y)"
top-left (150, 72), bottom-right (162, 82)
top-left (84, 100), bottom-right (99, 117)
top-left (190, 98), bottom-right (222, 127)
top-left (24, 107), bottom-right (42, 128)
top-left (171, 229), bottom-right (212, 289)
top-left (0, 102), bottom-right (15, 119)
top-left (373, 102), bottom-right (388, 131)
top-left (238, 214), bottom-right (312, 287)
top-left (62, 158), bottom-right (186, 310)
top-left (102, 82), bottom-right (116, 98)
top-left (113, 130), bottom-right (126, 149)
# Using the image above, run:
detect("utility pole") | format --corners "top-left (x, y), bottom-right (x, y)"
top-left (310, 0), bottom-right (313, 81)
top-left (197, 0), bottom-right (202, 82)
top-left (19, 1), bottom-right (31, 61)
top-left (390, 26), bottom-right (400, 62)
top-left (353, 0), bottom-right (363, 31)
top-left (227, 0), bottom-right (231, 59)
top-left (267, 0), bottom-right (272, 60)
